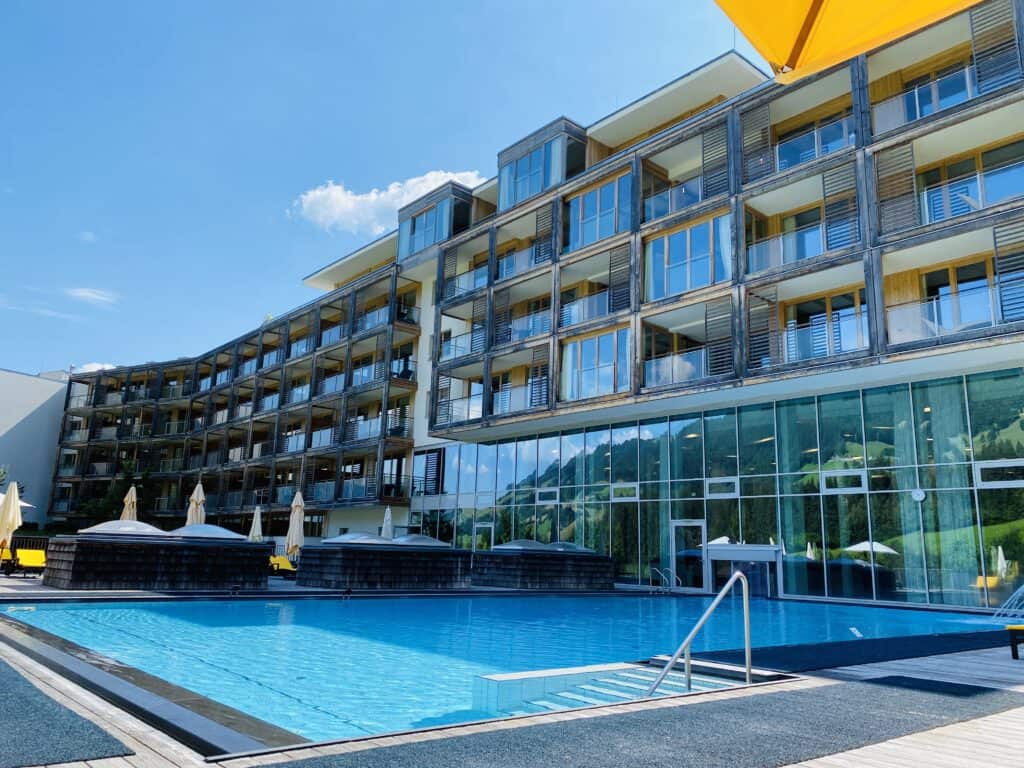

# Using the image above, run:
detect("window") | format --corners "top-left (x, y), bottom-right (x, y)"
top-left (398, 198), bottom-right (458, 259)
top-left (921, 259), bottom-right (994, 334)
top-left (782, 289), bottom-right (869, 361)
top-left (566, 173), bottom-right (632, 252)
top-left (559, 327), bottom-right (631, 401)
top-left (644, 213), bottom-right (731, 301)
top-left (498, 138), bottom-right (563, 210)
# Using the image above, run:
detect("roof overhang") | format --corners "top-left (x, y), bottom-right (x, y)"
top-left (303, 231), bottom-right (398, 291)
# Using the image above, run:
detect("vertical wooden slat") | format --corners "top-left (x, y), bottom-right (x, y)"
top-left (875, 144), bottom-right (919, 234)
top-left (994, 218), bottom-right (1024, 321)
top-left (704, 296), bottom-right (734, 376)
top-left (747, 287), bottom-right (779, 369)
top-left (534, 202), bottom-right (554, 264)
top-left (529, 346), bottom-right (550, 407)
top-left (971, 0), bottom-right (1022, 94)
top-left (823, 163), bottom-right (859, 250)
top-left (471, 295), bottom-right (488, 353)
top-left (702, 122), bottom-right (729, 198)
top-left (492, 288), bottom-right (511, 346)
top-left (607, 244), bottom-right (632, 312)
top-left (741, 104), bottom-right (772, 183)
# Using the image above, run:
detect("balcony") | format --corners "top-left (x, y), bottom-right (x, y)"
top-left (160, 383), bottom-right (190, 399)
top-left (274, 486), bottom-right (297, 505)
top-left (643, 176), bottom-right (702, 222)
top-left (496, 246), bottom-right (538, 281)
top-left (160, 419), bottom-right (187, 436)
top-left (390, 358), bottom-right (417, 382)
top-left (154, 496), bottom-right (181, 512)
top-left (644, 347), bottom-right (711, 387)
top-left (385, 410), bottom-right (412, 438)
top-left (222, 490), bottom-right (244, 508)
top-left (251, 488), bottom-right (271, 506)
top-left (287, 384), bottom-right (310, 404)
top-left (258, 392), bottom-right (280, 412)
top-left (67, 393), bottom-right (90, 408)
top-left (886, 282), bottom-right (1010, 344)
top-left (350, 361), bottom-right (384, 387)
top-left (873, 66), bottom-right (977, 135)
top-left (352, 306), bottom-right (389, 334)
top-left (120, 423), bottom-right (151, 439)
top-left (57, 465), bottom-right (78, 477)
top-left (318, 372), bottom-right (345, 396)
top-left (560, 291), bottom-right (609, 327)
top-left (491, 384), bottom-right (535, 416)
top-left (341, 476), bottom-right (377, 501)
top-left (125, 387), bottom-right (151, 402)
top-left (308, 480), bottom-right (336, 503)
top-left (212, 409), bottom-right (229, 425)
top-left (87, 462), bottom-right (113, 476)
top-left (920, 159), bottom-right (1024, 225)
top-left (238, 358), bottom-right (258, 377)
top-left (381, 474), bottom-right (411, 498)
top-left (233, 402), bottom-right (253, 419)
top-left (747, 222), bottom-right (828, 273)
top-left (440, 328), bottom-right (486, 362)
top-left (188, 454), bottom-right (204, 470)
top-left (204, 452), bottom-right (223, 468)
top-left (261, 349), bottom-right (284, 369)
top-left (310, 426), bottom-right (336, 449)
top-left (63, 429), bottom-right (89, 442)
top-left (98, 391), bottom-right (123, 406)
top-left (226, 446), bottom-right (246, 463)
top-left (500, 310), bottom-right (551, 345)
top-left (775, 116), bottom-right (855, 173)
top-left (288, 336), bottom-right (314, 360)
top-left (396, 304), bottom-right (420, 325)
top-left (251, 440), bottom-right (275, 459)
top-left (93, 426), bottom-right (118, 440)
top-left (344, 417), bottom-right (381, 442)
top-left (279, 433), bottom-right (306, 453)
top-left (444, 264), bottom-right (488, 300)
top-left (320, 324), bottom-right (344, 347)
top-left (782, 313), bottom-right (869, 362)
top-left (190, 417), bottom-right (205, 432)
top-left (215, 369), bottom-right (232, 386)
top-left (197, 377), bottom-right (212, 393)
top-left (437, 394), bottom-right (483, 425)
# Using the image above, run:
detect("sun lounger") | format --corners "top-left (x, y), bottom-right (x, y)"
top-left (11, 548), bottom-right (46, 576)
top-left (1008, 625), bottom-right (1024, 659)
top-left (270, 555), bottom-right (297, 579)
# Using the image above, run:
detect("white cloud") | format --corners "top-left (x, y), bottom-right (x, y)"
top-left (66, 287), bottom-right (118, 306)
top-left (292, 170), bottom-right (487, 236)
top-left (0, 294), bottom-right (80, 321)
top-left (77, 362), bottom-right (116, 373)
top-left (77, 230), bottom-right (98, 244)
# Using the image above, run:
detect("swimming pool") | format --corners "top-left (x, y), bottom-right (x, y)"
top-left (1, 595), bottom-right (1000, 741)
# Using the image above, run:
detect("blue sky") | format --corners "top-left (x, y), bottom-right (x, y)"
top-left (0, 1), bottom-right (762, 375)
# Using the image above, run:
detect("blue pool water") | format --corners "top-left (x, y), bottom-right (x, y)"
top-left (2, 595), bottom-right (999, 741)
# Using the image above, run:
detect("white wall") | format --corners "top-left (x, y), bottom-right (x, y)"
top-left (0, 368), bottom-right (66, 526)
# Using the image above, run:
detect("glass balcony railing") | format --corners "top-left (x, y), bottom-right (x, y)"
top-left (251, 488), bottom-right (271, 506)
top-left (238, 358), bottom-right (258, 377)
top-left (396, 304), bottom-right (420, 324)
top-left (274, 486), bottom-right (297, 505)
top-left (886, 283), bottom-right (1003, 344)
top-left (261, 349), bottom-right (283, 369)
top-left (560, 290), bottom-right (609, 327)
top-left (280, 433), bottom-right (306, 453)
top-left (259, 393), bottom-right (280, 412)
top-left (191, 417), bottom-right (205, 432)
top-left (344, 417), bottom-right (381, 442)
top-left (287, 384), bottom-right (310, 404)
top-left (120, 423), bottom-right (151, 439)
top-left (125, 387), bottom-right (151, 402)
top-left (496, 245), bottom-right (538, 281)
top-left (444, 264), bottom-right (488, 299)
top-left (233, 402), bottom-right (253, 419)
top-left (782, 313), bottom-right (869, 363)
top-left (63, 429), bottom-right (89, 442)
top-left (353, 306), bottom-right (389, 333)
top-left (390, 358), bottom-right (416, 381)
top-left (491, 384), bottom-right (535, 416)
top-left (188, 454), bottom-right (204, 470)
top-left (319, 372), bottom-right (345, 396)
top-left (385, 409), bottom-right (412, 438)
top-left (67, 393), bottom-right (90, 408)
top-left (643, 176), bottom-right (702, 222)
top-left (251, 440), bottom-right (275, 459)
top-left (873, 66), bottom-right (977, 135)
top-left (223, 490), bottom-right (244, 508)
top-left (350, 361), bottom-right (384, 387)
top-left (288, 336), bottom-right (313, 359)
top-left (161, 419), bottom-right (187, 435)
top-left (154, 495), bottom-right (181, 511)
top-left (160, 383), bottom-right (190, 399)
top-left (746, 222), bottom-right (825, 273)
top-left (93, 426), bottom-right (118, 440)
top-left (197, 377), bottom-right (212, 393)
top-left (204, 452), bottom-right (223, 468)
top-left (644, 347), bottom-right (709, 387)
top-left (309, 480), bottom-right (335, 503)
top-left (775, 116), bottom-right (855, 173)
top-left (440, 328), bottom-right (486, 361)
top-left (212, 409), bottom-right (229, 425)
top-left (310, 426), bottom-right (336, 449)
top-left (380, 474), bottom-right (411, 498)
top-left (320, 324), bottom-right (344, 347)
top-left (87, 462), bottom-right (113, 476)
top-left (157, 457), bottom-right (184, 472)
top-left (920, 159), bottom-right (1024, 225)
top-left (436, 394), bottom-right (483, 425)
top-left (503, 310), bottom-right (551, 345)
top-left (341, 476), bottom-right (376, 501)
top-left (57, 465), bottom-right (78, 477)
top-left (227, 446), bottom-right (246, 463)
top-left (215, 369), bottom-right (232, 386)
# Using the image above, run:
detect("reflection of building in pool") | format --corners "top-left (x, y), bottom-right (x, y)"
top-left (51, 0), bottom-right (1024, 609)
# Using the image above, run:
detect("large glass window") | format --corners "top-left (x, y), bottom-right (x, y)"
top-left (644, 213), bottom-right (732, 302)
top-left (398, 198), bottom-right (461, 260)
top-left (566, 173), bottom-right (633, 252)
top-left (559, 328), bottom-right (631, 401)
top-left (499, 138), bottom-right (563, 211)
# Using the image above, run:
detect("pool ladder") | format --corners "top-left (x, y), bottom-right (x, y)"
top-left (649, 567), bottom-right (680, 594)
top-left (645, 570), bottom-right (752, 695)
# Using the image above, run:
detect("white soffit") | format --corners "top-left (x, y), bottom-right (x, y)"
top-left (912, 101), bottom-right (1024, 166)
top-left (303, 231), bottom-right (398, 291)
top-left (884, 228), bottom-right (994, 274)
top-left (587, 52), bottom-right (767, 148)
top-left (867, 14), bottom-right (970, 82)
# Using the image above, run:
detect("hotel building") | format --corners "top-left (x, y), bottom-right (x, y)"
top-left (52, 0), bottom-right (1024, 609)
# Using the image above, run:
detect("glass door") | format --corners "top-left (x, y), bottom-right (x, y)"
top-left (473, 523), bottom-right (494, 551)
top-left (671, 520), bottom-right (708, 591)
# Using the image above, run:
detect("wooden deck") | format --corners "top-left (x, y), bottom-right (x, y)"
top-left (4, 641), bottom-right (1022, 768)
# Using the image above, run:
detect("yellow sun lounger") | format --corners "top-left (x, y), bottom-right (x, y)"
top-left (270, 555), bottom-right (297, 578)
top-left (11, 548), bottom-right (46, 576)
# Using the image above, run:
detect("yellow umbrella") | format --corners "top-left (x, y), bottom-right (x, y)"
top-left (0, 483), bottom-right (23, 551)
top-left (285, 492), bottom-right (305, 557)
top-left (185, 481), bottom-right (206, 526)
top-left (248, 506), bottom-right (264, 543)
top-left (715, 0), bottom-right (981, 83)
top-left (121, 485), bottom-right (138, 522)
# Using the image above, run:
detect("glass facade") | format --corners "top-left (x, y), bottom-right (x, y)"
top-left (644, 213), bottom-right (732, 301)
top-left (414, 365), bottom-right (1024, 609)
top-left (565, 173), bottom-right (633, 252)
top-left (498, 138), bottom-right (564, 211)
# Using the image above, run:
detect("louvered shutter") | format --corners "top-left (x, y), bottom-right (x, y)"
top-left (747, 288), bottom-right (779, 369)
top-left (607, 244), bottom-right (632, 312)
top-left (702, 123), bottom-right (729, 198)
top-left (741, 105), bottom-right (773, 183)
top-left (995, 219), bottom-right (1024, 322)
top-left (704, 297), bottom-right (734, 376)
top-left (823, 163), bottom-right (859, 250)
top-left (535, 203), bottom-right (554, 265)
top-left (971, 0), bottom-right (1022, 95)
top-left (471, 296), bottom-right (488, 353)
top-left (492, 288), bottom-right (511, 346)
top-left (435, 374), bottom-right (452, 426)
top-left (423, 449), bottom-right (441, 495)
top-left (875, 144), bottom-right (920, 234)
top-left (529, 346), bottom-right (550, 407)
top-left (442, 248), bottom-right (458, 300)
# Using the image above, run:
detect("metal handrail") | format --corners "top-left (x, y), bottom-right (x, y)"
top-left (649, 567), bottom-right (680, 592)
top-left (645, 570), bottom-right (751, 696)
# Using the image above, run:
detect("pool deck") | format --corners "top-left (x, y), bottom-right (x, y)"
top-left (3, 636), bottom-right (1022, 768)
